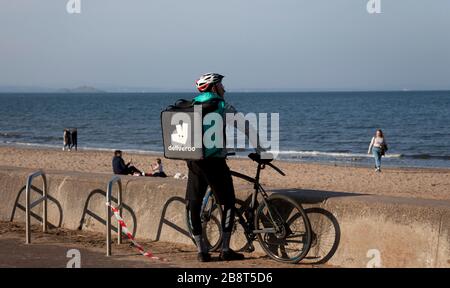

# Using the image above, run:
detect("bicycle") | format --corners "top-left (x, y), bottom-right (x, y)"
top-left (186, 153), bottom-right (312, 264)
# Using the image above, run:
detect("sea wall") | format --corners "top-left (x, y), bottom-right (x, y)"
top-left (0, 166), bottom-right (448, 267)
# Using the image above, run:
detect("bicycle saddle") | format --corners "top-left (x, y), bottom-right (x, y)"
top-left (248, 152), bottom-right (273, 164)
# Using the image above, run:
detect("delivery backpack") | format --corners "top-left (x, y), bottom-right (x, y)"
top-left (161, 98), bottom-right (225, 160)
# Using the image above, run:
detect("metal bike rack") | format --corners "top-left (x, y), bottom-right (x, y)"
top-left (106, 175), bottom-right (123, 256)
top-left (25, 170), bottom-right (48, 244)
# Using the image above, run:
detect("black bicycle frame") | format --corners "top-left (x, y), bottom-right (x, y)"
top-left (230, 162), bottom-right (280, 236)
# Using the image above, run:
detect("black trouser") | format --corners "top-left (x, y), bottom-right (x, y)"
top-left (126, 166), bottom-right (142, 175)
top-left (70, 140), bottom-right (77, 150)
top-left (186, 158), bottom-right (235, 236)
top-left (152, 172), bottom-right (167, 178)
top-left (188, 200), bottom-right (235, 236)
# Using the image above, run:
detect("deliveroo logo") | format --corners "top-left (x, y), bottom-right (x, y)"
top-left (171, 122), bottom-right (189, 145)
top-left (168, 112), bottom-right (197, 152)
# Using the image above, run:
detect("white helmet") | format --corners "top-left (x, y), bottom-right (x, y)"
top-left (195, 73), bottom-right (224, 92)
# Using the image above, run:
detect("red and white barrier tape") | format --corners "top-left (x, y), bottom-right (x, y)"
top-left (106, 202), bottom-right (167, 261)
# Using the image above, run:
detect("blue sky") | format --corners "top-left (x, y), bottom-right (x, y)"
top-left (1, 0), bottom-right (449, 91)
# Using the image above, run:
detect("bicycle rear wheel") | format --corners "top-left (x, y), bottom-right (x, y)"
top-left (255, 193), bottom-right (312, 264)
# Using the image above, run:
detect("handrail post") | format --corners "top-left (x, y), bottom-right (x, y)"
top-left (25, 170), bottom-right (47, 244)
top-left (42, 174), bottom-right (48, 233)
top-left (25, 178), bottom-right (31, 244)
top-left (106, 176), bottom-right (122, 256)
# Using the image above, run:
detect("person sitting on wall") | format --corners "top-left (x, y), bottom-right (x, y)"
top-left (112, 150), bottom-right (143, 176)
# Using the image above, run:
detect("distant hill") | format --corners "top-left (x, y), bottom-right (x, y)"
top-left (0, 85), bottom-right (106, 93)
top-left (58, 86), bottom-right (106, 93)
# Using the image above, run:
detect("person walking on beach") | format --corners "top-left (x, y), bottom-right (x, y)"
top-left (368, 129), bottom-right (388, 172)
top-left (70, 128), bottom-right (78, 151)
top-left (63, 129), bottom-right (71, 151)
top-left (112, 150), bottom-right (143, 176)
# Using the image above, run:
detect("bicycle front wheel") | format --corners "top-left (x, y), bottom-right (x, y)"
top-left (186, 191), bottom-right (223, 252)
top-left (255, 193), bottom-right (312, 264)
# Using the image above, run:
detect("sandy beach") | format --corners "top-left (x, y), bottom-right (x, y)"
top-left (0, 145), bottom-right (448, 201)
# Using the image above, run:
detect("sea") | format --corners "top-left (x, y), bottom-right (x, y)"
top-left (0, 91), bottom-right (449, 168)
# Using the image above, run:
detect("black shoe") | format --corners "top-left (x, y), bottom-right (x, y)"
top-left (197, 252), bottom-right (211, 262)
top-left (220, 250), bottom-right (245, 261)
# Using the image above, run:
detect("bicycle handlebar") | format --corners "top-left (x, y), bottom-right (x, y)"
top-left (266, 162), bottom-right (286, 176)
top-left (226, 152), bottom-right (286, 176)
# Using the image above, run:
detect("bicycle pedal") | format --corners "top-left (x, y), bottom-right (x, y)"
top-left (245, 246), bottom-right (255, 253)
top-left (244, 242), bottom-right (255, 253)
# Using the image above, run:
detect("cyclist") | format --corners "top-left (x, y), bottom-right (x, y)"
top-left (187, 72), bottom-right (264, 262)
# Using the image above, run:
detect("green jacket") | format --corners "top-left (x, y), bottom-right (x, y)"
top-left (192, 92), bottom-right (226, 158)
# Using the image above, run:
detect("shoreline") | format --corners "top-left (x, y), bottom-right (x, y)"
top-left (1, 142), bottom-right (449, 172)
